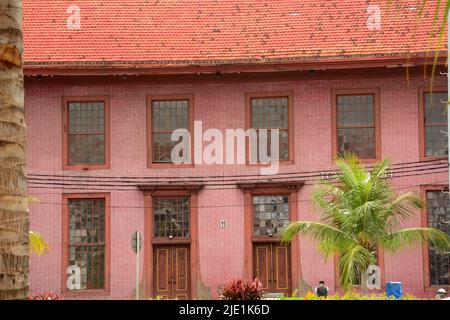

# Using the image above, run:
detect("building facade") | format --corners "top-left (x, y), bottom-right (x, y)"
top-left (23, 1), bottom-right (449, 299)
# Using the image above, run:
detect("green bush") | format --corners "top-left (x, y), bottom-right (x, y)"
top-left (280, 290), bottom-right (424, 300)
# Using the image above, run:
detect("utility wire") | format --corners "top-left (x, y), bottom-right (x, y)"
top-left (26, 157), bottom-right (447, 182)
top-left (27, 166), bottom-right (448, 190)
top-left (27, 169), bottom-right (449, 195)
top-left (27, 164), bottom-right (448, 189)
top-left (26, 162), bottom-right (448, 188)
top-left (28, 180), bottom-right (448, 210)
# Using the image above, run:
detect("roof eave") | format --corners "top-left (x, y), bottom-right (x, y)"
top-left (23, 52), bottom-right (447, 76)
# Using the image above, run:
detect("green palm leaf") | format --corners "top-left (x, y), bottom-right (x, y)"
top-left (29, 231), bottom-right (50, 256)
top-left (383, 192), bottom-right (423, 228)
top-left (339, 245), bottom-right (375, 288)
top-left (380, 228), bottom-right (450, 252)
top-left (280, 221), bottom-right (357, 254)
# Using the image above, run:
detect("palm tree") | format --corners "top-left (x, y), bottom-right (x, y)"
top-left (281, 155), bottom-right (450, 293)
top-left (0, 0), bottom-right (27, 300)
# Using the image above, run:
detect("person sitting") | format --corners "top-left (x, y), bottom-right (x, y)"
top-left (314, 280), bottom-right (329, 298)
top-left (435, 288), bottom-right (447, 300)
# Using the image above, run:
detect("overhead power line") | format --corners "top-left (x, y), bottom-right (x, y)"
top-left (27, 167), bottom-right (449, 194)
top-left (26, 160), bottom-right (448, 188)
top-left (28, 180), bottom-right (448, 210)
top-left (26, 157), bottom-right (447, 182)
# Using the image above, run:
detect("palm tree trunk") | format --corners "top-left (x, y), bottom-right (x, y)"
top-left (0, 0), bottom-right (28, 300)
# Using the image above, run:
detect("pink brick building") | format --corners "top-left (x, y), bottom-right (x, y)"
top-left (23, 1), bottom-right (449, 299)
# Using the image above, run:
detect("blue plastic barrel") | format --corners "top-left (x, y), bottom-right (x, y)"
top-left (386, 282), bottom-right (403, 299)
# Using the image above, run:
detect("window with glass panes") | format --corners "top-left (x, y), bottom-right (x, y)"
top-left (250, 97), bottom-right (289, 161)
top-left (154, 198), bottom-right (190, 238)
top-left (152, 100), bottom-right (189, 163)
top-left (423, 92), bottom-right (448, 157)
top-left (253, 195), bottom-right (289, 236)
top-left (67, 198), bottom-right (106, 290)
top-left (336, 94), bottom-right (376, 159)
top-left (67, 101), bottom-right (106, 165)
top-left (426, 191), bottom-right (450, 286)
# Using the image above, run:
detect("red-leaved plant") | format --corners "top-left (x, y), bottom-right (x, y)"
top-left (220, 278), bottom-right (264, 300)
top-left (28, 291), bottom-right (64, 300)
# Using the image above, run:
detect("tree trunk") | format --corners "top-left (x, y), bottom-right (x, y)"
top-left (0, 0), bottom-right (28, 300)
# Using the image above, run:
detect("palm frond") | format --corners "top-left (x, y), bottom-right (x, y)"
top-left (370, 158), bottom-right (391, 179)
top-left (27, 196), bottom-right (41, 204)
top-left (280, 221), bottom-right (357, 254)
top-left (380, 227), bottom-right (450, 252)
top-left (339, 245), bottom-right (375, 288)
top-left (335, 154), bottom-right (364, 190)
top-left (29, 231), bottom-right (50, 256)
top-left (384, 192), bottom-right (423, 228)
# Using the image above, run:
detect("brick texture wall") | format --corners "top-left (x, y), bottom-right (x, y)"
top-left (25, 73), bottom-right (447, 299)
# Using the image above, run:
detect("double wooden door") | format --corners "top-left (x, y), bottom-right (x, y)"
top-left (153, 245), bottom-right (190, 299)
top-left (253, 243), bottom-right (291, 295)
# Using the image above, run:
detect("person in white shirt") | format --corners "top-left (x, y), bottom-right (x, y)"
top-left (435, 288), bottom-right (447, 300)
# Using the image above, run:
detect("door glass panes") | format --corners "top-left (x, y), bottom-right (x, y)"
top-left (154, 198), bottom-right (190, 238)
top-left (253, 195), bottom-right (289, 236)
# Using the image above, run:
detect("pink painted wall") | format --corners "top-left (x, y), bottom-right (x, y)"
top-left (25, 73), bottom-right (447, 299)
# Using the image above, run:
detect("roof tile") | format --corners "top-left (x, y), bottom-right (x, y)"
top-left (22, 0), bottom-right (447, 67)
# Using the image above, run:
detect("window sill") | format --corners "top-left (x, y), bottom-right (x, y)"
top-left (148, 163), bottom-right (195, 169)
top-left (63, 164), bottom-right (110, 171)
top-left (62, 289), bottom-right (110, 298)
top-left (245, 160), bottom-right (295, 167)
top-left (332, 157), bottom-right (381, 165)
top-left (419, 155), bottom-right (448, 162)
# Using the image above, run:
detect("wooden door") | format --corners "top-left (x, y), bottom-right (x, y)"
top-left (253, 243), bottom-right (291, 295)
top-left (254, 244), bottom-right (271, 291)
top-left (153, 245), bottom-right (190, 299)
top-left (272, 244), bottom-right (291, 294)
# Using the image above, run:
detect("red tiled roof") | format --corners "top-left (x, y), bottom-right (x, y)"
top-left (23, 0), bottom-right (447, 69)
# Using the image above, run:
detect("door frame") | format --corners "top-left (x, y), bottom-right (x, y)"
top-left (238, 181), bottom-right (303, 292)
top-left (139, 184), bottom-right (204, 299)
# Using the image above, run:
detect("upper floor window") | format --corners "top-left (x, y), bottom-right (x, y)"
top-left (247, 93), bottom-right (293, 163)
top-left (63, 97), bottom-right (110, 170)
top-left (332, 90), bottom-right (380, 160)
top-left (147, 96), bottom-right (193, 165)
top-left (425, 190), bottom-right (450, 286)
top-left (253, 195), bottom-right (289, 236)
top-left (154, 197), bottom-right (190, 238)
top-left (420, 90), bottom-right (448, 158)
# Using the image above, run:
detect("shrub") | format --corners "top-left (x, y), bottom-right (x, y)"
top-left (281, 290), bottom-right (423, 300)
top-left (28, 291), bottom-right (64, 300)
top-left (220, 278), bottom-right (264, 300)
